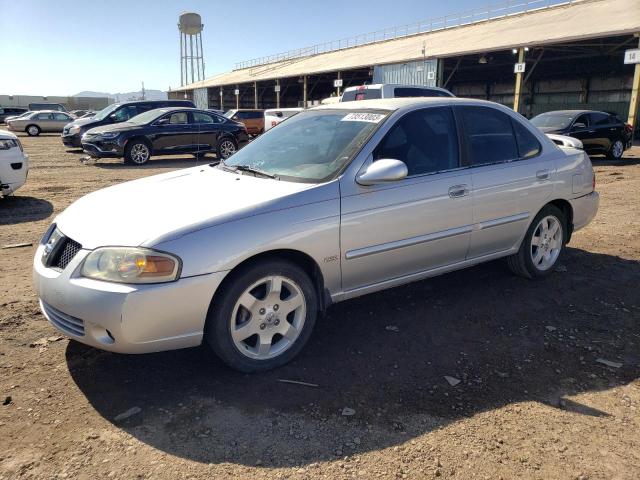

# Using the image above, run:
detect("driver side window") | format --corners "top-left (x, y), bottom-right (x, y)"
top-left (373, 107), bottom-right (459, 176)
top-left (574, 114), bottom-right (590, 128)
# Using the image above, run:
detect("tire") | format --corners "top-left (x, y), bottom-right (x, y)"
top-left (606, 139), bottom-right (624, 160)
top-left (205, 259), bottom-right (318, 373)
top-left (26, 125), bottom-right (40, 136)
top-left (124, 139), bottom-right (151, 165)
top-left (193, 151), bottom-right (208, 160)
top-left (507, 204), bottom-right (566, 279)
top-left (217, 137), bottom-right (237, 160)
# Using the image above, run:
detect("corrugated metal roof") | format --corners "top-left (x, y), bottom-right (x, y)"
top-left (174, 0), bottom-right (640, 91)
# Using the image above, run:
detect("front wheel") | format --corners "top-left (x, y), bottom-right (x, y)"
top-left (124, 140), bottom-right (151, 165)
top-left (26, 125), bottom-right (40, 136)
top-left (205, 260), bottom-right (317, 372)
top-left (507, 205), bottom-right (566, 279)
top-left (607, 139), bottom-right (624, 160)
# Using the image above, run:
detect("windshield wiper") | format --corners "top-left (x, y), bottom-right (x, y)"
top-left (233, 165), bottom-right (279, 180)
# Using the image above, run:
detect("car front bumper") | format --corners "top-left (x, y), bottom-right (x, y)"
top-left (62, 133), bottom-right (82, 148)
top-left (33, 243), bottom-right (228, 354)
top-left (81, 140), bottom-right (125, 158)
top-left (569, 190), bottom-right (599, 232)
top-left (0, 150), bottom-right (28, 196)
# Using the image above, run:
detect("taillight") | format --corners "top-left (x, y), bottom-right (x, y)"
top-left (625, 123), bottom-right (633, 133)
top-left (271, 120), bottom-right (277, 127)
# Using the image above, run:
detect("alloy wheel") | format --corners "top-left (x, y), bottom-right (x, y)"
top-left (131, 143), bottom-right (150, 164)
top-left (219, 140), bottom-right (236, 159)
top-left (230, 275), bottom-right (306, 360)
top-left (612, 140), bottom-right (623, 159)
top-left (530, 215), bottom-right (562, 271)
top-left (28, 126), bottom-right (39, 136)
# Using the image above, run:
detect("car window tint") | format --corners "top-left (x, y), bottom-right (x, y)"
top-left (459, 106), bottom-right (518, 165)
top-left (169, 112), bottom-right (188, 124)
top-left (193, 112), bottom-right (214, 124)
top-left (512, 119), bottom-right (541, 159)
top-left (374, 107), bottom-right (459, 176)
top-left (54, 113), bottom-right (70, 121)
top-left (37, 113), bottom-right (52, 120)
top-left (590, 112), bottom-right (609, 126)
top-left (574, 114), bottom-right (590, 127)
top-left (112, 106), bottom-right (137, 122)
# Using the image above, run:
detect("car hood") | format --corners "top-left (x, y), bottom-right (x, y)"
top-left (69, 117), bottom-right (98, 128)
top-left (536, 126), bottom-right (564, 134)
top-left (55, 166), bottom-right (321, 249)
top-left (0, 129), bottom-right (18, 140)
top-left (85, 122), bottom-right (139, 135)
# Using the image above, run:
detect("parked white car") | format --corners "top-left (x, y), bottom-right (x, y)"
top-left (33, 98), bottom-right (598, 372)
top-left (0, 129), bottom-right (29, 197)
top-left (341, 83), bottom-right (454, 102)
top-left (264, 108), bottom-right (303, 131)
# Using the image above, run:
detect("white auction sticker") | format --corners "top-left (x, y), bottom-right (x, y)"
top-left (341, 113), bottom-right (386, 123)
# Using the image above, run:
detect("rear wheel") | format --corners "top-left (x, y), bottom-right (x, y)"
top-left (507, 205), bottom-right (566, 279)
top-left (217, 138), bottom-right (237, 160)
top-left (205, 259), bottom-right (317, 372)
top-left (124, 140), bottom-right (151, 165)
top-left (607, 139), bottom-right (624, 160)
top-left (26, 125), bottom-right (40, 136)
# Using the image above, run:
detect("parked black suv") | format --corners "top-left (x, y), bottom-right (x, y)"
top-left (0, 107), bottom-right (28, 123)
top-left (62, 99), bottom-right (195, 148)
top-left (531, 110), bottom-right (632, 160)
top-left (81, 107), bottom-right (249, 165)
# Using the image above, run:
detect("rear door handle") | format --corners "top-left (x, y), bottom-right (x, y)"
top-left (536, 169), bottom-right (550, 180)
top-left (448, 184), bottom-right (469, 198)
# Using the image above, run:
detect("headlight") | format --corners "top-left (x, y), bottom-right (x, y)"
top-left (68, 125), bottom-right (81, 134)
top-left (0, 138), bottom-right (18, 150)
top-left (81, 247), bottom-right (181, 284)
top-left (100, 132), bottom-right (120, 139)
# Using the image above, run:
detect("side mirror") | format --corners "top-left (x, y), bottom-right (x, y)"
top-left (156, 117), bottom-right (170, 126)
top-left (572, 122), bottom-right (586, 130)
top-left (356, 159), bottom-right (408, 186)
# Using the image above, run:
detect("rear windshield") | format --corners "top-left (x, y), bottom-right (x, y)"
top-left (530, 112), bottom-right (575, 129)
top-left (341, 89), bottom-right (383, 102)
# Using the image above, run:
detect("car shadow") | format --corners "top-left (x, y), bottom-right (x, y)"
top-left (92, 156), bottom-right (217, 170)
top-left (66, 247), bottom-right (640, 467)
top-left (0, 196), bottom-right (54, 225)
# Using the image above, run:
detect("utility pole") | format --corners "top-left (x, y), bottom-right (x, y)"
top-left (513, 47), bottom-right (525, 114)
top-left (141, 81), bottom-right (145, 100)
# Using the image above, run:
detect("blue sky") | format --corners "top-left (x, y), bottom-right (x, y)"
top-left (0, 0), bottom-right (482, 96)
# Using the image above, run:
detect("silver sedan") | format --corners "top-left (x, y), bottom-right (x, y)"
top-left (7, 110), bottom-right (74, 136)
top-left (33, 98), bottom-right (599, 372)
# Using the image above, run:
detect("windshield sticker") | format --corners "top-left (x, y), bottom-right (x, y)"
top-left (341, 113), bottom-right (386, 123)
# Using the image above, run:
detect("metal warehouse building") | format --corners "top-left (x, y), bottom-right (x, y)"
top-left (171, 0), bottom-right (640, 130)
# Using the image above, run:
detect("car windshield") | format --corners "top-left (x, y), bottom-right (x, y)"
top-left (222, 109), bottom-right (388, 183)
top-left (530, 112), bottom-right (576, 129)
top-left (128, 109), bottom-right (167, 125)
top-left (92, 103), bottom-right (121, 121)
top-left (224, 110), bottom-right (237, 119)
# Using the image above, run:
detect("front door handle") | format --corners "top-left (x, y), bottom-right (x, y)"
top-left (448, 184), bottom-right (469, 198)
top-left (536, 169), bottom-right (550, 180)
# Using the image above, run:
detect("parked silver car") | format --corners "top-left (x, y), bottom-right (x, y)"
top-left (7, 110), bottom-right (74, 136)
top-left (33, 98), bottom-right (599, 372)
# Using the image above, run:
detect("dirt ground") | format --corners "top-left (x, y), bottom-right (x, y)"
top-left (0, 133), bottom-right (639, 480)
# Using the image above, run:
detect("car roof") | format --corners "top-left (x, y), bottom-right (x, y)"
top-left (343, 83), bottom-right (450, 92)
top-left (311, 97), bottom-right (505, 112)
top-left (0, 129), bottom-right (18, 140)
top-left (537, 109), bottom-right (610, 116)
top-left (28, 110), bottom-right (68, 114)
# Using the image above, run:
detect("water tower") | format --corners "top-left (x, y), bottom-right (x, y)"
top-left (178, 12), bottom-right (205, 86)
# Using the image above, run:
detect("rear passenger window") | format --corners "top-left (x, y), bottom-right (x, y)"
top-left (374, 107), bottom-right (459, 176)
top-left (590, 112), bottom-right (610, 126)
top-left (193, 112), bottom-right (214, 123)
top-left (459, 106), bottom-right (518, 165)
top-left (512, 120), bottom-right (541, 159)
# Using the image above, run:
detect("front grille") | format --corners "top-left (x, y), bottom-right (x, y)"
top-left (51, 238), bottom-right (82, 270)
top-left (41, 300), bottom-right (85, 337)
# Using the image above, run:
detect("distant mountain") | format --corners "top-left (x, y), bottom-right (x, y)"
top-left (73, 90), bottom-right (168, 102)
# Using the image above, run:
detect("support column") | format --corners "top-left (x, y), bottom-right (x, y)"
top-left (336, 71), bottom-right (342, 97)
top-left (254, 82), bottom-right (258, 109)
top-left (513, 47), bottom-right (525, 114)
top-left (235, 85), bottom-right (239, 109)
top-left (219, 88), bottom-right (224, 111)
top-left (276, 79), bottom-right (280, 108)
top-left (627, 35), bottom-right (640, 140)
top-left (303, 75), bottom-right (308, 108)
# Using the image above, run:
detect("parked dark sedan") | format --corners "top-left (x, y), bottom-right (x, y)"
top-left (81, 108), bottom-right (249, 165)
top-left (531, 110), bottom-right (632, 159)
